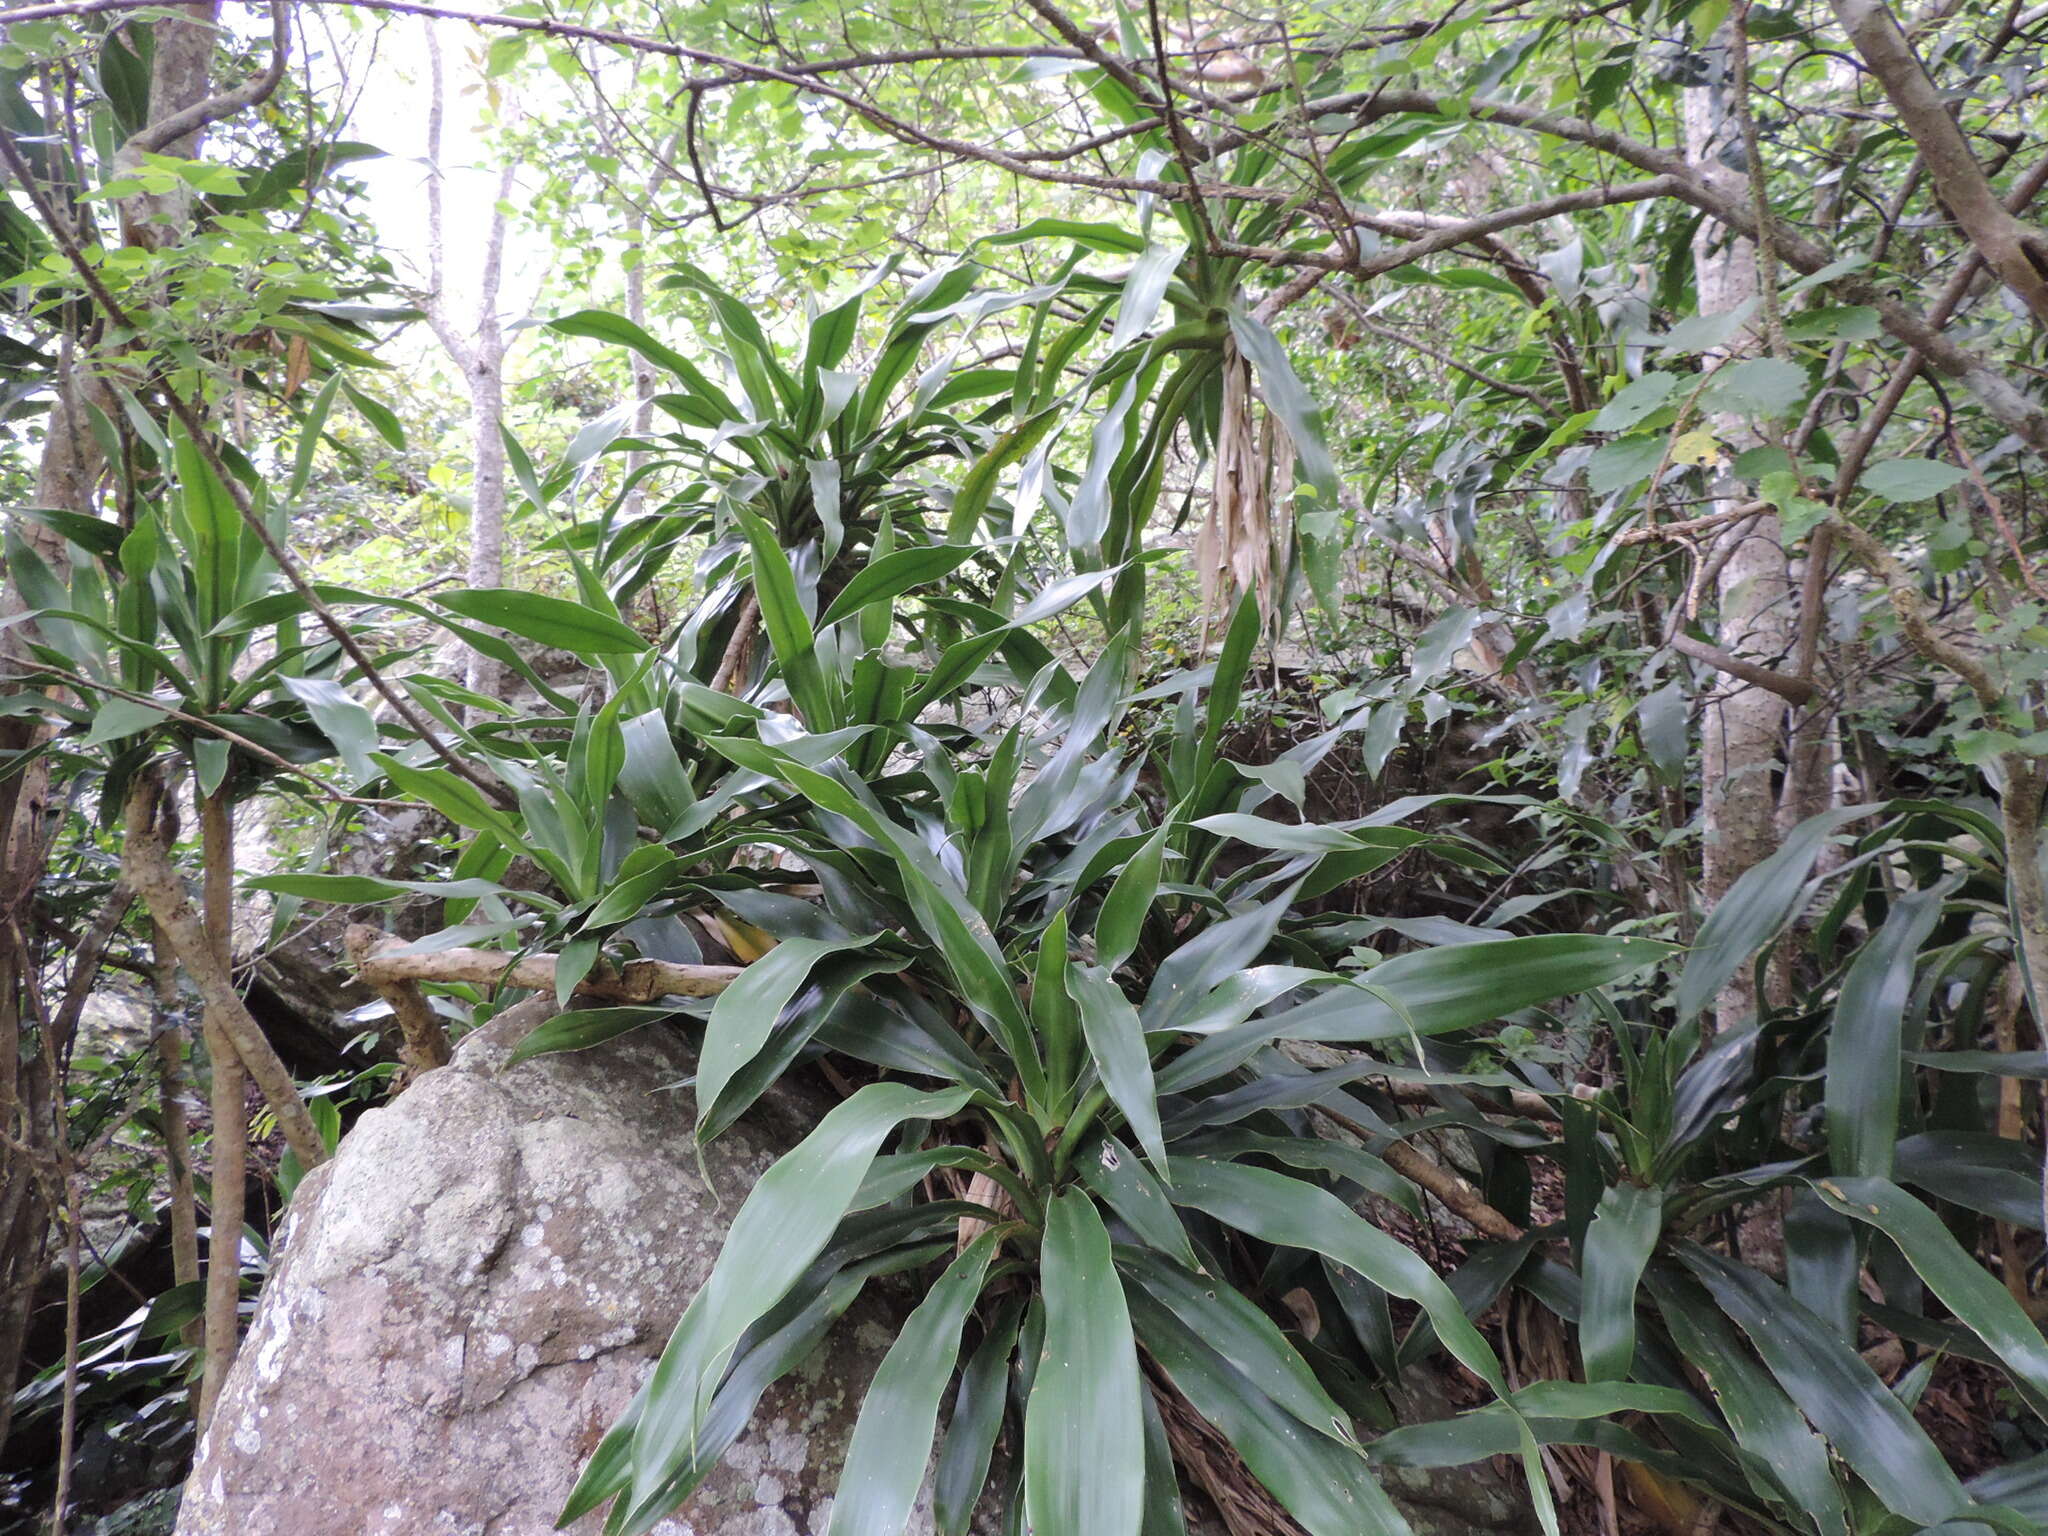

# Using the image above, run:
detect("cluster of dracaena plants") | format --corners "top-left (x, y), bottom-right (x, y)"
top-left (31, 234), bottom-right (2046, 1532)
top-left (1449, 798), bottom-right (2048, 1535)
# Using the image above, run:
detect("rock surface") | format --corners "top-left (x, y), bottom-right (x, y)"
top-left (178, 996), bottom-right (1531, 1536)
top-left (175, 1001), bottom-right (921, 1536)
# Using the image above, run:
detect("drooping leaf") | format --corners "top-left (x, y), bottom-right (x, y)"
top-left (621, 1084), bottom-right (973, 1525)
top-left (1825, 881), bottom-right (1950, 1180)
top-left (1677, 805), bottom-right (1877, 1023)
top-left (1128, 1289), bottom-right (1410, 1536)
top-left (436, 589), bottom-right (648, 657)
top-left (1024, 1190), bottom-right (1145, 1536)
top-left (1068, 966), bottom-right (1167, 1173)
top-left (1578, 1183), bottom-right (1663, 1381)
top-left (824, 1234), bottom-right (1001, 1536)
top-left (1679, 1244), bottom-right (1972, 1527)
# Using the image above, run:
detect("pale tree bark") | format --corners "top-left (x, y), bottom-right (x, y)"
top-left (1684, 62), bottom-right (1793, 1034)
top-left (423, 21), bottom-right (516, 698)
top-left (192, 791), bottom-right (244, 1431)
top-left (606, 128), bottom-right (679, 524)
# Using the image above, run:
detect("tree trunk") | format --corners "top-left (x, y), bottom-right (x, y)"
top-left (423, 21), bottom-right (516, 699)
top-left (194, 791), bottom-right (244, 1430)
top-left (1685, 61), bottom-right (1793, 1034)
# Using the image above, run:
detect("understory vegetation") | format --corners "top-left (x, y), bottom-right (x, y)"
top-left (3, 0), bottom-right (2048, 1532)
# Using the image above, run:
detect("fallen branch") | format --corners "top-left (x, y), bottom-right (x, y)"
top-left (348, 927), bottom-right (743, 1004)
top-left (345, 926), bottom-right (453, 1076)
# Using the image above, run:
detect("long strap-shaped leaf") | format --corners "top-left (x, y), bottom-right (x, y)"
top-left (1166, 1158), bottom-right (1503, 1389)
top-left (695, 933), bottom-right (893, 1139)
top-left (1024, 1191), bottom-right (1145, 1536)
top-left (1128, 1290), bottom-right (1412, 1536)
top-left (824, 1233), bottom-right (1002, 1536)
top-left (1069, 965), bottom-right (1167, 1173)
top-left (570, 1242), bottom-right (934, 1533)
top-left (1824, 880), bottom-right (1951, 1180)
top-left (622, 1084), bottom-right (973, 1523)
top-left (1678, 1243), bottom-right (1974, 1526)
top-left (1166, 934), bottom-right (1671, 1089)
top-left (1118, 1248), bottom-right (1355, 1446)
top-left (1810, 1175), bottom-right (2048, 1404)
top-left (1640, 1265), bottom-right (1847, 1534)
top-left (1578, 1183), bottom-right (1664, 1381)
top-left (1676, 804), bottom-right (1880, 1022)
top-left (934, 1297), bottom-right (1026, 1536)
top-left (1165, 1157), bottom-right (1561, 1536)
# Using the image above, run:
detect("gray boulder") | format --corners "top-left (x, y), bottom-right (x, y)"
top-left (176, 1001), bottom-right (917, 1536)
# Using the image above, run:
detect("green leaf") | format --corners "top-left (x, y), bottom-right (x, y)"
top-left (1069, 966), bottom-right (1167, 1174)
top-left (341, 382), bottom-right (407, 449)
top-left (818, 544), bottom-right (977, 630)
top-left (1825, 881), bottom-right (1949, 1180)
top-left (1592, 372), bottom-right (1680, 432)
top-left (244, 872), bottom-right (513, 905)
top-left (1587, 434), bottom-right (1666, 494)
top-left (622, 1083), bottom-right (974, 1524)
top-left (436, 589), bottom-right (648, 657)
top-left (1168, 934), bottom-right (1671, 1089)
top-left (1860, 457), bottom-right (1966, 504)
top-left (1119, 1248), bottom-right (1356, 1447)
top-left (279, 674), bottom-right (378, 781)
top-left (734, 506), bottom-right (832, 727)
top-left (1641, 1266), bottom-right (1846, 1531)
top-left (1784, 304), bottom-right (1880, 343)
top-left (548, 308), bottom-right (736, 416)
top-left (1679, 1244), bottom-right (1971, 1526)
top-left (946, 405), bottom-right (1060, 542)
top-left (1579, 1183), bottom-right (1663, 1381)
top-left (1080, 1136), bottom-right (1201, 1269)
top-left (1701, 357), bottom-right (1809, 417)
top-left (1646, 302), bottom-right (1758, 352)
top-left (1810, 1176), bottom-right (2048, 1405)
top-left (1127, 1289), bottom-right (1410, 1536)
top-left (979, 216), bottom-right (1148, 256)
top-left (1095, 825), bottom-right (1167, 971)
top-left (1677, 805), bottom-right (1877, 1022)
top-left (934, 1298), bottom-right (1025, 1536)
top-left (583, 846), bottom-right (679, 931)
top-left (1110, 240), bottom-right (1185, 349)
top-left (1175, 1129), bottom-right (1417, 1216)
top-left (824, 1233), bottom-right (1001, 1536)
top-left (696, 935), bottom-right (890, 1139)
top-left (83, 695), bottom-right (166, 747)
top-left (1167, 1158), bottom-right (1507, 1393)
top-left (1024, 1190), bottom-right (1145, 1536)
top-left (506, 1006), bottom-right (678, 1067)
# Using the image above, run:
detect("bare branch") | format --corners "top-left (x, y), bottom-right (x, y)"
top-left (1830, 0), bottom-right (2048, 325)
top-left (350, 929), bottom-right (743, 1003)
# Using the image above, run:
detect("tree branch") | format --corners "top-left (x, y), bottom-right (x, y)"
top-left (123, 0), bottom-right (292, 157)
top-left (349, 928), bottom-right (743, 1002)
top-left (1829, 0), bottom-right (2048, 325)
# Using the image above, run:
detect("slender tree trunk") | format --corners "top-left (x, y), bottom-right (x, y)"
top-left (151, 920), bottom-right (202, 1360)
top-left (424, 21), bottom-right (516, 698)
top-left (1685, 64), bottom-right (1793, 1034)
top-left (194, 790), bottom-right (244, 1431)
